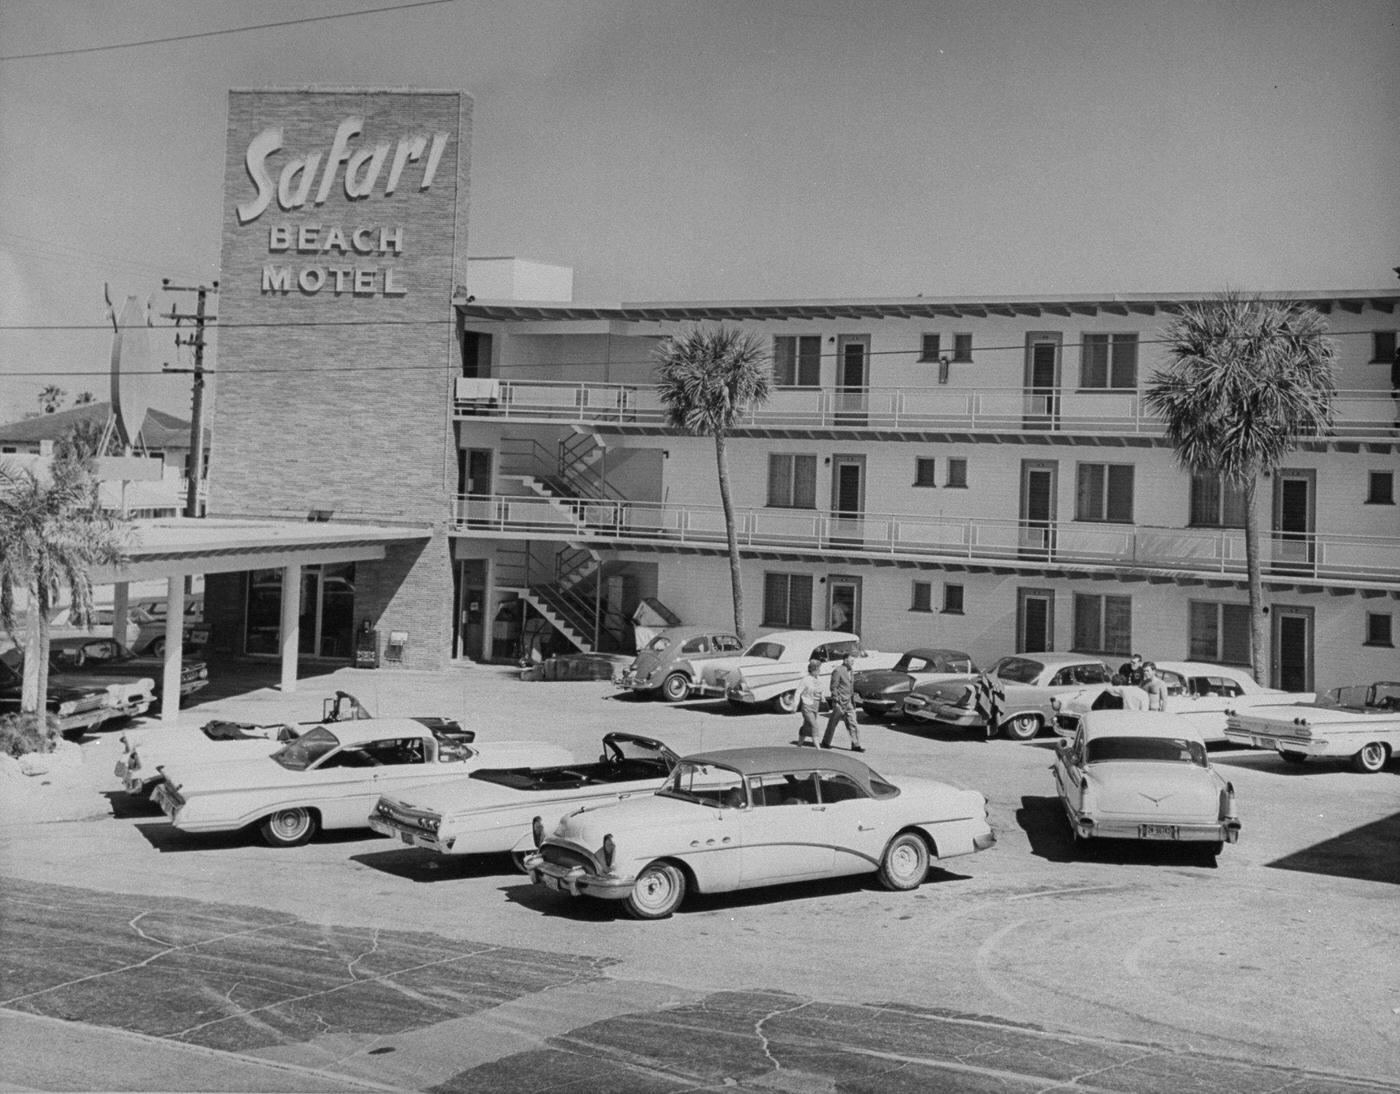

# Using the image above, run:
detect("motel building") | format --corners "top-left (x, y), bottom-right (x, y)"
top-left (184, 86), bottom-right (1398, 701)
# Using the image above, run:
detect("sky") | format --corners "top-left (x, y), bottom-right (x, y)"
top-left (1, 0), bottom-right (1397, 421)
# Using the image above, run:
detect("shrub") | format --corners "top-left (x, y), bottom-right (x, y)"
top-left (0, 711), bottom-right (60, 758)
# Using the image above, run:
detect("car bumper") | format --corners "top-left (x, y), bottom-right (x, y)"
top-left (857, 697), bottom-right (901, 714)
top-left (1068, 810), bottom-right (1241, 844)
top-left (526, 856), bottom-right (636, 900)
top-left (904, 703), bottom-right (979, 726)
top-left (1225, 731), bottom-right (1334, 756)
top-left (367, 815), bottom-right (449, 852)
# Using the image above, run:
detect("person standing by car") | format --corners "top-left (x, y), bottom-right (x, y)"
top-left (796, 659), bottom-right (822, 747)
top-left (1119, 653), bottom-right (1146, 687)
top-left (821, 652), bottom-right (863, 752)
top-left (1141, 662), bottom-right (1168, 711)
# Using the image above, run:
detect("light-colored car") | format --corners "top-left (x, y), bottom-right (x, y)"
top-left (118, 691), bottom-right (390, 797)
top-left (696, 630), bottom-right (898, 713)
top-left (368, 732), bottom-right (678, 864)
top-left (525, 745), bottom-right (996, 919)
top-left (91, 595), bottom-right (208, 655)
top-left (1225, 681), bottom-right (1400, 773)
top-left (152, 718), bottom-right (571, 847)
top-left (1051, 661), bottom-right (1314, 743)
top-left (613, 628), bottom-right (745, 702)
top-left (852, 648), bottom-right (977, 720)
top-left (903, 652), bottom-right (1112, 740)
top-left (1051, 710), bottom-right (1241, 860)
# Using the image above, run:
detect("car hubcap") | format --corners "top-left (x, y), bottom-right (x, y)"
top-left (890, 841), bottom-right (921, 881)
top-left (272, 811), bottom-right (306, 838)
top-left (636, 869), bottom-right (675, 910)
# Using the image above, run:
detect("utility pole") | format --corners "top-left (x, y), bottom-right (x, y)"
top-left (161, 280), bottom-right (218, 517)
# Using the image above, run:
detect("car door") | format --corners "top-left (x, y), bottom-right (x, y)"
top-left (813, 770), bottom-right (886, 875)
top-left (738, 772), bottom-right (835, 885)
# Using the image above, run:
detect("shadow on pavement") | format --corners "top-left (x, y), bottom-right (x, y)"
top-left (1266, 811), bottom-right (1400, 885)
top-left (351, 847), bottom-right (520, 882)
top-left (502, 866), bottom-right (975, 922)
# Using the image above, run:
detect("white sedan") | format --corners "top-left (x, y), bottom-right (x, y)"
top-left (152, 718), bottom-right (570, 847)
top-left (1051, 661), bottom-right (1313, 743)
top-left (526, 746), bottom-right (996, 919)
top-left (693, 630), bottom-right (897, 713)
top-left (1051, 710), bottom-right (1241, 861)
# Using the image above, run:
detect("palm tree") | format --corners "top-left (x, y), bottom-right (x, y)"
top-left (38, 385), bottom-right (66, 414)
top-left (655, 325), bottom-right (772, 644)
top-left (0, 458), bottom-right (130, 717)
top-left (1144, 293), bottom-right (1336, 684)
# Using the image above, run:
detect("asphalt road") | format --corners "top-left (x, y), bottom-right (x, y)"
top-left (1, 663), bottom-right (1397, 1093)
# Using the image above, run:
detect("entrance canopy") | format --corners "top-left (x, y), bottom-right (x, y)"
top-left (90, 517), bottom-right (430, 723)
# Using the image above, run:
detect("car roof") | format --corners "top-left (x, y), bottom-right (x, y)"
top-left (902, 648), bottom-right (973, 661)
top-left (310, 718), bottom-right (435, 744)
top-left (753, 630), bottom-right (858, 645)
top-left (1080, 710), bottom-right (1206, 743)
top-left (678, 745), bottom-right (873, 779)
top-left (1152, 661), bottom-right (1251, 680)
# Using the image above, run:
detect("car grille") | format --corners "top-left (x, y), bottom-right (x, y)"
top-left (541, 845), bottom-right (595, 871)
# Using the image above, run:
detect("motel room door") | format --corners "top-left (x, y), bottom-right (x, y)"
top-left (830, 455), bottom-right (865, 546)
top-left (835, 335), bottom-right (870, 425)
top-left (1272, 606), bottom-right (1314, 692)
top-left (1019, 460), bottom-right (1057, 559)
top-left (1272, 469), bottom-right (1316, 574)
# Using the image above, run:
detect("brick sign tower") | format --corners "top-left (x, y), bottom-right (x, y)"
top-left (211, 88), bottom-right (472, 669)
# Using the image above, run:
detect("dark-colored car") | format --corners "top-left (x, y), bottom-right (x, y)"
top-left (48, 635), bottom-right (209, 700)
top-left (0, 649), bottom-right (115, 734)
top-left (852, 648), bottom-right (977, 720)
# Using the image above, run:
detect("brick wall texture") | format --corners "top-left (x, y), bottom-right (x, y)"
top-left (210, 89), bottom-right (472, 670)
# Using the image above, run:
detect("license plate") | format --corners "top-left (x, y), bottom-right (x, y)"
top-left (1139, 824), bottom-right (1178, 840)
top-left (1253, 738), bottom-right (1277, 750)
top-left (544, 875), bottom-right (569, 892)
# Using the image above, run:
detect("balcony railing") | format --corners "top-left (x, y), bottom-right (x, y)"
top-left (453, 378), bottom-right (1399, 438)
top-left (451, 493), bottom-right (1400, 583)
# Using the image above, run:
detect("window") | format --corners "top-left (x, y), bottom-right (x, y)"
top-left (680, 636), bottom-right (710, 654)
top-left (1073, 594), bottom-right (1132, 656)
top-left (945, 458), bottom-right (967, 488)
top-left (762, 573), bottom-right (812, 629)
top-left (1366, 471), bottom-right (1394, 505)
top-left (952, 333), bottom-right (973, 363)
top-left (1373, 330), bottom-right (1397, 363)
top-left (918, 333), bottom-right (941, 362)
top-left (911, 581), bottom-right (932, 612)
top-left (942, 583), bottom-right (964, 614)
top-left (1189, 601), bottom-right (1251, 665)
top-left (1075, 463), bottom-right (1134, 523)
top-left (1080, 333), bottom-right (1139, 389)
top-left (1365, 613), bottom-right (1393, 647)
top-left (767, 454), bottom-right (817, 508)
top-left (1190, 473), bottom-right (1248, 527)
top-left (773, 335), bottom-right (821, 387)
top-left (914, 457), bottom-right (937, 487)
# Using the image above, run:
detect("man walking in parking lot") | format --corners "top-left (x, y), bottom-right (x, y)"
top-left (821, 652), bottom-right (863, 752)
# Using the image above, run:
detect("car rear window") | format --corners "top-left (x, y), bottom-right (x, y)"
top-left (1086, 736), bottom-right (1207, 767)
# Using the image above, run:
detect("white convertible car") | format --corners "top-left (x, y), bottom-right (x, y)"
top-left (368, 732), bottom-right (678, 865)
top-left (693, 630), bottom-right (897, 713)
top-left (152, 718), bottom-right (571, 847)
top-left (1051, 661), bottom-right (1313, 743)
top-left (1226, 681), bottom-right (1400, 773)
top-left (1051, 710), bottom-right (1241, 861)
top-left (526, 745), bottom-right (996, 919)
top-left (116, 691), bottom-right (446, 797)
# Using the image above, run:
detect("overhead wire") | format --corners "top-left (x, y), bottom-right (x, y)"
top-left (0, 0), bottom-right (464, 62)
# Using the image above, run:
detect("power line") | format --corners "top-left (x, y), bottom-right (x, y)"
top-left (0, 0), bottom-right (463, 62)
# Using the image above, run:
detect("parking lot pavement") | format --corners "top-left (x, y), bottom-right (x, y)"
top-left (2, 662), bottom-right (1398, 1091)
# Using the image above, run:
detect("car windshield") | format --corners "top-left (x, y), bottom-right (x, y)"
top-left (271, 726), bottom-right (341, 771)
top-left (744, 641), bottom-right (785, 660)
top-left (658, 759), bottom-right (746, 807)
top-left (644, 635), bottom-right (672, 652)
top-left (1086, 736), bottom-right (1208, 767)
top-left (1325, 683), bottom-right (1400, 711)
top-left (993, 658), bottom-right (1044, 685)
